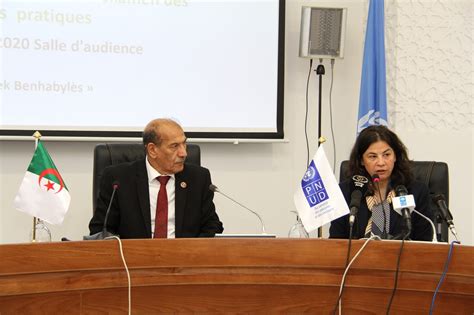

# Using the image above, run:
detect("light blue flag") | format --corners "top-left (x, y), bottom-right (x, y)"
top-left (357, 0), bottom-right (388, 133)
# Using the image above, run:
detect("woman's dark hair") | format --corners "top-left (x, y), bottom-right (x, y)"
top-left (348, 125), bottom-right (412, 187)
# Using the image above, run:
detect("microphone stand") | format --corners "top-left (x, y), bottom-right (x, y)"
top-left (222, 193), bottom-right (267, 235)
top-left (84, 184), bottom-right (119, 240)
top-left (211, 185), bottom-right (268, 235)
top-left (315, 59), bottom-right (325, 238)
top-left (435, 214), bottom-right (445, 242)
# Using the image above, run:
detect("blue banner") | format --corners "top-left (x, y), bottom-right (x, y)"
top-left (357, 0), bottom-right (388, 133)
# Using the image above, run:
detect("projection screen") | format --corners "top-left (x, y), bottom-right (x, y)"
top-left (0, 0), bottom-right (285, 140)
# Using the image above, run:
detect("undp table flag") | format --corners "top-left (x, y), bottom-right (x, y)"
top-left (14, 140), bottom-right (71, 225)
top-left (294, 145), bottom-right (349, 233)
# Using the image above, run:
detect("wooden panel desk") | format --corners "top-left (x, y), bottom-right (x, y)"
top-left (0, 239), bottom-right (473, 314)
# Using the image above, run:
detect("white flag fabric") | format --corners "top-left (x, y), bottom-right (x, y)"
top-left (14, 141), bottom-right (71, 225)
top-left (294, 145), bottom-right (349, 233)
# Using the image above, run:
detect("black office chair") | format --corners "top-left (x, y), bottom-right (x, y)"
top-left (92, 143), bottom-right (201, 212)
top-left (339, 160), bottom-right (449, 242)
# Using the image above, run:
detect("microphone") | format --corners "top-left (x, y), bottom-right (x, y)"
top-left (348, 175), bottom-right (369, 227)
top-left (209, 184), bottom-right (268, 235)
top-left (84, 181), bottom-right (120, 240)
top-left (371, 174), bottom-right (380, 183)
top-left (433, 194), bottom-right (458, 240)
top-left (392, 185), bottom-right (438, 242)
top-left (393, 185), bottom-right (413, 236)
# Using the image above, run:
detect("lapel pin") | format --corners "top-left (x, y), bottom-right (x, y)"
top-left (180, 181), bottom-right (187, 189)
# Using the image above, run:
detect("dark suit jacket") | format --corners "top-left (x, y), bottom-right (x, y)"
top-left (329, 179), bottom-right (433, 241)
top-left (89, 158), bottom-right (223, 238)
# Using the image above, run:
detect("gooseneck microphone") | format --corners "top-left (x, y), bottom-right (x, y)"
top-left (394, 185), bottom-right (413, 236)
top-left (209, 184), bottom-right (268, 235)
top-left (392, 185), bottom-right (438, 242)
top-left (84, 181), bottom-right (120, 240)
top-left (348, 175), bottom-right (369, 228)
top-left (103, 181), bottom-right (120, 232)
top-left (371, 174), bottom-right (388, 238)
top-left (349, 190), bottom-right (362, 226)
top-left (433, 194), bottom-right (459, 241)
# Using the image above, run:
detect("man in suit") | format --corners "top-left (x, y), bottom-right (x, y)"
top-left (88, 118), bottom-right (224, 238)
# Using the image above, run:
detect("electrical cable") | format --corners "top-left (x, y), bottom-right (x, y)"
top-left (107, 236), bottom-right (132, 315)
top-left (329, 58), bottom-right (337, 170)
top-left (333, 235), bottom-right (379, 315)
top-left (413, 209), bottom-right (437, 243)
top-left (429, 240), bottom-right (461, 315)
top-left (385, 236), bottom-right (407, 314)
top-left (304, 59), bottom-right (313, 167)
top-left (331, 235), bottom-right (351, 315)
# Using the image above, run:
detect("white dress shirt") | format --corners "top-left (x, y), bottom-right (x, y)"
top-left (146, 157), bottom-right (176, 238)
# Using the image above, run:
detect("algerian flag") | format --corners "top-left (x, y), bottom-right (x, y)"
top-left (14, 141), bottom-right (71, 225)
top-left (294, 144), bottom-right (349, 233)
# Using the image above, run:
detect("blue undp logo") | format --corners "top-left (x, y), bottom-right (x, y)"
top-left (301, 161), bottom-right (329, 207)
top-left (400, 196), bottom-right (407, 206)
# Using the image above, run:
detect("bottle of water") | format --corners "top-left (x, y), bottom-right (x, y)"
top-left (288, 211), bottom-right (309, 238)
top-left (30, 219), bottom-right (52, 242)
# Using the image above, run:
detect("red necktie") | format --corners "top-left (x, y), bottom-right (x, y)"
top-left (154, 176), bottom-right (170, 238)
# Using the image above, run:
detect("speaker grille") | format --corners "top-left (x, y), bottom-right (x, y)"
top-left (309, 8), bottom-right (343, 56)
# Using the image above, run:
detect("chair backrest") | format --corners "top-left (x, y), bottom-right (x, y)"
top-left (339, 160), bottom-right (449, 242)
top-left (92, 143), bottom-right (201, 211)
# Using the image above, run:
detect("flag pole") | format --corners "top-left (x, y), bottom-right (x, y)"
top-left (315, 59), bottom-right (325, 238)
top-left (32, 217), bottom-right (37, 242)
top-left (31, 131), bottom-right (42, 242)
top-left (317, 136), bottom-right (327, 237)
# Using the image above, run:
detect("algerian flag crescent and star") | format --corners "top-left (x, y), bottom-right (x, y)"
top-left (14, 140), bottom-right (71, 225)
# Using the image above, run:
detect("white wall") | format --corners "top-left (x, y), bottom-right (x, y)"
top-left (386, 0), bottom-right (473, 243)
top-left (1, 0), bottom-right (472, 245)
